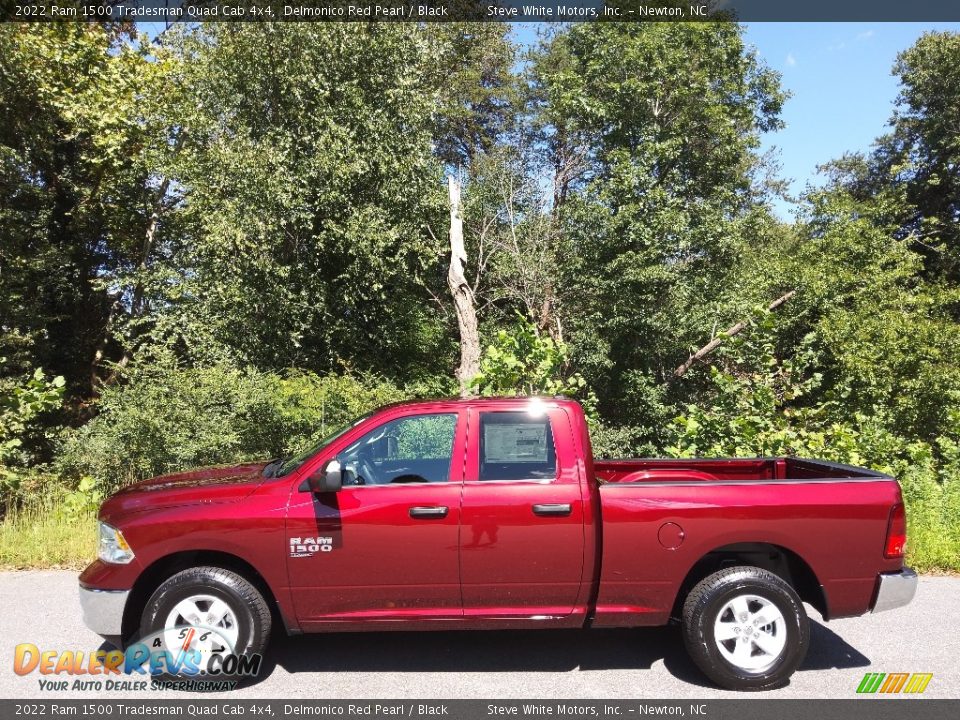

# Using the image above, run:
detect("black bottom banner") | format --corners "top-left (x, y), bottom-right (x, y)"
top-left (2, 700), bottom-right (958, 720)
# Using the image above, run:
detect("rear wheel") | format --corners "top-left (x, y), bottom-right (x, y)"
top-left (682, 566), bottom-right (809, 691)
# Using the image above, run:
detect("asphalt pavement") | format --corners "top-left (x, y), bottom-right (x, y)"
top-left (0, 570), bottom-right (956, 699)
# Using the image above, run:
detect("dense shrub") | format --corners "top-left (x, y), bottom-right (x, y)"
top-left (57, 366), bottom-right (405, 495)
top-left (893, 438), bottom-right (960, 571)
top-left (0, 366), bottom-right (65, 507)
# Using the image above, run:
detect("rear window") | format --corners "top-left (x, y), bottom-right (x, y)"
top-left (479, 412), bottom-right (557, 481)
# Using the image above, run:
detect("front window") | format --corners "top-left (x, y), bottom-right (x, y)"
top-left (336, 413), bottom-right (457, 486)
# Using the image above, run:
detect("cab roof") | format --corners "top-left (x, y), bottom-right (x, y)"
top-left (374, 396), bottom-right (583, 411)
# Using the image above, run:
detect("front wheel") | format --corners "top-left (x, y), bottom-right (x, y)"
top-left (682, 566), bottom-right (809, 691)
top-left (138, 566), bottom-right (272, 679)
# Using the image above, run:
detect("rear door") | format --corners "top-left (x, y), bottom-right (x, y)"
top-left (459, 405), bottom-right (585, 618)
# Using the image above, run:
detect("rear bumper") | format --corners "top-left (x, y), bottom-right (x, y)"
top-left (871, 567), bottom-right (918, 613)
top-left (79, 584), bottom-right (129, 637)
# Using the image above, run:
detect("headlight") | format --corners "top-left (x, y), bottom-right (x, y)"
top-left (98, 521), bottom-right (135, 564)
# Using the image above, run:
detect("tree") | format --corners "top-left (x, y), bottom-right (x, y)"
top-left (471, 314), bottom-right (591, 404)
top-left (827, 31), bottom-right (960, 283)
top-left (1, 365), bottom-right (65, 502)
top-left (146, 24), bottom-right (452, 382)
top-left (530, 22), bottom-right (786, 435)
top-left (781, 186), bottom-right (960, 444)
top-left (0, 24), bottom-right (165, 400)
top-left (460, 145), bottom-right (565, 339)
top-left (778, 32), bottom-right (960, 444)
top-left (424, 24), bottom-right (519, 169)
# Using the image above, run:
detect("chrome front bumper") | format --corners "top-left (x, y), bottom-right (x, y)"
top-left (79, 584), bottom-right (129, 637)
top-left (871, 567), bottom-right (918, 613)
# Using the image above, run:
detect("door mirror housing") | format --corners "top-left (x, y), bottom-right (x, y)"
top-left (309, 459), bottom-right (342, 493)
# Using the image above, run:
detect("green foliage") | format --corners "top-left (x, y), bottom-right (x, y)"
top-left (825, 32), bottom-right (960, 282)
top-left (892, 437), bottom-right (960, 571)
top-left (0, 366), bottom-right (65, 464)
top-left (461, 145), bottom-right (563, 334)
top-left (391, 415), bottom-right (458, 459)
top-left (424, 24), bottom-right (519, 166)
top-left (667, 330), bottom-right (859, 461)
top-left (154, 24), bottom-right (451, 380)
top-left (61, 476), bottom-right (103, 521)
top-left (0, 24), bottom-right (168, 395)
top-left (589, 423), bottom-right (656, 460)
top-left (57, 365), bottom-right (404, 496)
top-left (471, 315), bottom-right (592, 402)
top-left (774, 188), bottom-right (960, 444)
top-left (0, 365), bottom-right (65, 502)
top-left (259, 371), bottom-right (408, 455)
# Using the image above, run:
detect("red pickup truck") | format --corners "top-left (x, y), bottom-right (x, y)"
top-left (79, 397), bottom-right (916, 690)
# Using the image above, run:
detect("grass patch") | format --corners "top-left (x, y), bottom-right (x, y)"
top-left (903, 514), bottom-right (960, 573)
top-left (899, 464), bottom-right (960, 573)
top-left (0, 500), bottom-right (96, 569)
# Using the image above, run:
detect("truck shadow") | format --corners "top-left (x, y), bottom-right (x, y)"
top-left (250, 618), bottom-right (868, 689)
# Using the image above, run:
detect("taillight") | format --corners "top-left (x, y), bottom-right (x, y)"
top-left (884, 503), bottom-right (907, 558)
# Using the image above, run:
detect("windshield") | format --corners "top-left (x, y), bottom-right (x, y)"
top-left (272, 411), bottom-right (375, 477)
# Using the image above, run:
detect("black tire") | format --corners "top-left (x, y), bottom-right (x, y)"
top-left (138, 566), bottom-right (271, 680)
top-left (682, 566), bottom-right (809, 691)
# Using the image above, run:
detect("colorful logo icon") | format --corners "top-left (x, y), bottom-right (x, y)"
top-left (857, 672), bottom-right (933, 694)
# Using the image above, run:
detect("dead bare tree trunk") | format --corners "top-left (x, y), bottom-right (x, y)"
top-left (447, 175), bottom-right (481, 397)
top-left (673, 290), bottom-right (796, 379)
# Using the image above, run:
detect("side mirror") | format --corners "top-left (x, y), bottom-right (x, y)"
top-left (309, 459), bottom-right (342, 493)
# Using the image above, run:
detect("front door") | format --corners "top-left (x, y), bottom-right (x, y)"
top-left (460, 407), bottom-right (585, 618)
top-left (286, 411), bottom-right (464, 626)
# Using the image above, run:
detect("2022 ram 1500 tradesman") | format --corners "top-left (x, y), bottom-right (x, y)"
top-left (79, 397), bottom-right (917, 690)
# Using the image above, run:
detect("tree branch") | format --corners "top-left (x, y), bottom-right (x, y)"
top-left (673, 290), bottom-right (796, 379)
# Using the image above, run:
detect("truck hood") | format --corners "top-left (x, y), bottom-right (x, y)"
top-left (99, 462), bottom-right (268, 520)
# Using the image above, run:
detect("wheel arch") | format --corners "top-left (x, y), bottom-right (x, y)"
top-left (670, 542), bottom-right (829, 621)
top-left (121, 550), bottom-right (288, 642)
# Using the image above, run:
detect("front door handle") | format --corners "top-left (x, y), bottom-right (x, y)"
top-left (409, 506), bottom-right (449, 519)
top-left (532, 503), bottom-right (572, 517)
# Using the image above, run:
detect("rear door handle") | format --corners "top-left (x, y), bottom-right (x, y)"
top-left (532, 503), bottom-right (572, 517)
top-left (409, 506), bottom-right (449, 519)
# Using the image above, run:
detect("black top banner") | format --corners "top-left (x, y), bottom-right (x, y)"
top-left (0, 701), bottom-right (958, 720)
top-left (4, 0), bottom-right (960, 23)
top-left (0, 700), bottom-right (959, 720)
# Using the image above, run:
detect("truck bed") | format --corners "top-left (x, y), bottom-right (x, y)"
top-left (595, 456), bottom-right (884, 484)
top-left (591, 455), bottom-right (901, 628)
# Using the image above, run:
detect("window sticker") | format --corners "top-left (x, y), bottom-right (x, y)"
top-left (484, 422), bottom-right (548, 463)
